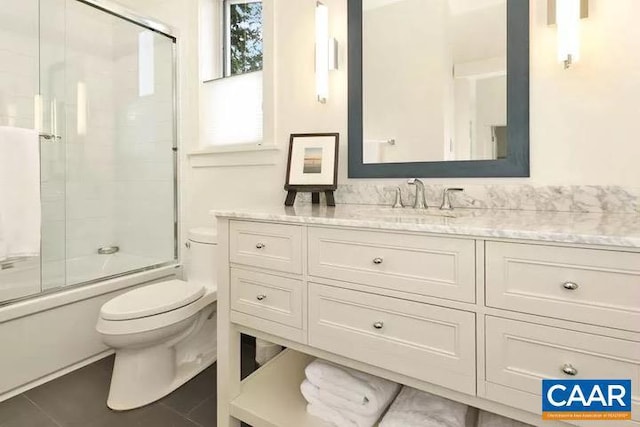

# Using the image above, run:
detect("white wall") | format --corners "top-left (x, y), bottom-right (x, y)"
top-left (121, 0), bottom-right (640, 233)
top-left (363, 0), bottom-right (449, 163)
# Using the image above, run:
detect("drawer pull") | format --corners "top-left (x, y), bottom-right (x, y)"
top-left (561, 364), bottom-right (578, 376)
top-left (373, 321), bottom-right (384, 330)
top-left (256, 294), bottom-right (267, 301)
top-left (255, 243), bottom-right (266, 249)
top-left (373, 257), bottom-right (384, 265)
top-left (562, 281), bottom-right (579, 291)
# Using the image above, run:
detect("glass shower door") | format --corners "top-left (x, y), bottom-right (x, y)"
top-left (62, 0), bottom-right (177, 286)
top-left (40, 0), bottom-right (68, 292)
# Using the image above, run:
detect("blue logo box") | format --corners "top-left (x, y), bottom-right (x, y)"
top-left (542, 379), bottom-right (631, 421)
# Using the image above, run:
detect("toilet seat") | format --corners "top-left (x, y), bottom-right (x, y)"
top-left (100, 280), bottom-right (205, 321)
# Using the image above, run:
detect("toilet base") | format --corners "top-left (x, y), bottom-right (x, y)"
top-left (107, 347), bottom-right (216, 410)
top-left (105, 304), bottom-right (218, 411)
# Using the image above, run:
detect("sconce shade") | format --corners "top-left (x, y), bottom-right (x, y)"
top-left (316, 2), bottom-right (329, 103)
top-left (548, 0), bottom-right (588, 68)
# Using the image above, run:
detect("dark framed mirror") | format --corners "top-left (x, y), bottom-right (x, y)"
top-left (348, 0), bottom-right (530, 178)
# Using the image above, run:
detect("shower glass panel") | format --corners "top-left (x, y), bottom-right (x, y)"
top-left (62, 0), bottom-right (177, 286)
top-left (0, 0), bottom-right (177, 304)
top-left (0, 0), bottom-right (42, 301)
top-left (40, 0), bottom-right (68, 292)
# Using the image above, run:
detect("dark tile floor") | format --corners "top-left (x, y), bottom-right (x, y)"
top-left (0, 339), bottom-right (257, 427)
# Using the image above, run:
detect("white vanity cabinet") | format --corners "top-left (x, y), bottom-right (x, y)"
top-left (216, 217), bottom-right (640, 427)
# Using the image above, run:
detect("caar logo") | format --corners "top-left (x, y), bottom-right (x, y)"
top-left (542, 379), bottom-right (632, 421)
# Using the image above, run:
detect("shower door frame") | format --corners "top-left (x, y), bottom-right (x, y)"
top-left (1, 0), bottom-right (180, 307)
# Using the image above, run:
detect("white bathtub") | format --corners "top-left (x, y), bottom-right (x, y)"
top-left (0, 261), bottom-right (179, 401)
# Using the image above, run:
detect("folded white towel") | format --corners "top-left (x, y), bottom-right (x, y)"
top-left (307, 402), bottom-right (358, 427)
top-left (379, 386), bottom-right (468, 427)
top-left (0, 126), bottom-right (41, 262)
top-left (477, 410), bottom-right (533, 427)
top-left (305, 359), bottom-right (400, 416)
top-left (302, 380), bottom-right (381, 427)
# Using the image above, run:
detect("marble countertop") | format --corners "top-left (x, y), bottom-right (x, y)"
top-left (211, 204), bottom-right (640, 249)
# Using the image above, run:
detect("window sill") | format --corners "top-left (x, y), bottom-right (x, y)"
top-left (188, 143), bottom-right (280, 168)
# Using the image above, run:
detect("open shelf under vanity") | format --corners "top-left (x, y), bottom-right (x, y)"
top-left (231, 348), bottom-right (480, 427)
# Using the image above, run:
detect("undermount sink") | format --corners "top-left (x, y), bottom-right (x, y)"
top-left (355, 207), bottom-right (457, 219)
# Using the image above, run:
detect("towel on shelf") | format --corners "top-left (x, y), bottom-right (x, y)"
top-left (379, 386), bottom-right (468, 427)
top-left (301, 380), bottom-right (382, 427)
top-left (0, 126), bottom-right (41, 262)
top-left (307, 401), bottom-right (359, 427)
top-left (304, 359), bottom-right (400, 415)
top-left (477, 410), bottom-right (533, 427)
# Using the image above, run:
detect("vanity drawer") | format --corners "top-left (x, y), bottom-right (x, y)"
top-left (230, 268), bottom-right (303, 330)
top-left (486, 242), bottom-right (640, 331)
top-left (485, 316), bottom-right (640, 421)
top-left (308, 227), bottom-right (475, 303)
top-left (309, 283), bottom-right (476, 394)
top-left (230, 221), bottom-right (302, 274)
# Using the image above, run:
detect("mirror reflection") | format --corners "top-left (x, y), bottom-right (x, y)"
top-left (362, 0), bottom-right (507, 164)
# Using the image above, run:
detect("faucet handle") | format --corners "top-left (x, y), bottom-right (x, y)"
top-left (392, 187), bottom-right (404, 208)
top-left (440, 188), bottom-right (464, 210)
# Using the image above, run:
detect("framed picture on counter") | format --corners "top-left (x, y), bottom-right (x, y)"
top-left (284, 133), bottom-right (339, 206)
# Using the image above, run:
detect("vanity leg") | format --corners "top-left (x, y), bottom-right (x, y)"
top-left (312, 192), bottom-right (320, 204)
top-left (325, 191), bottom-right (336, 206)
top-left (217, 218), bottom-right (242, 427)
top-left (284, 190), bottom-right (297, 206)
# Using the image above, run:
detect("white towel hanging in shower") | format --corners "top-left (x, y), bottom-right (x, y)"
top-left (0, 126), bottom-right (41, 261)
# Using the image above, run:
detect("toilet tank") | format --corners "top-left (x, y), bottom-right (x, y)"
top-left (186, 228), bottom-right (217, 290)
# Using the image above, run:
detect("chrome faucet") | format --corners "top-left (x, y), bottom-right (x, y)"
top-left (440, 188), bottom-right (464, 210)
top-left (408, 178), bottom-right (427, 209)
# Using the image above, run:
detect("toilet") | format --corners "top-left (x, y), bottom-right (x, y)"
top-left (96, 228), bottom-right (218, 411)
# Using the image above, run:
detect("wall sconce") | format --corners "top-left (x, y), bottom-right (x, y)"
top-left (548, 0), bottom-right (588, 69)
top-left (315, 2), bottom-right (338, 103)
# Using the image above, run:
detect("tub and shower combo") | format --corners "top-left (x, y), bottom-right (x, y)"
top-left (0, 0), bottom-right (180, 400)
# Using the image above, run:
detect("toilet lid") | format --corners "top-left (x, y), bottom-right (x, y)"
top-left (100, 280), bottom-right (206, 321)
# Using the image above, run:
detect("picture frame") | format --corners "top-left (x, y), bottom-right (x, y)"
top-left (284, 133), bottom-right (340, 206)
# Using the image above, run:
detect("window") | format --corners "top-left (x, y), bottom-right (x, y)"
top-left (224, 0), bottom-right (263, 77)
top-left (199, 0), bottom-right (272, 150)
